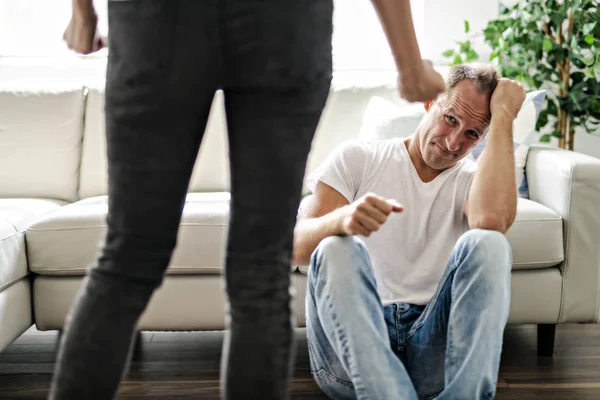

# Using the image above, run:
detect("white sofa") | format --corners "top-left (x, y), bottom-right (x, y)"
top-left (1, 82), bottom-right (600, 356)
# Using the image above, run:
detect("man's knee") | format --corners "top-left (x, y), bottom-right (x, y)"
top-left (456, 229), bottom-right (512, 279)
top-left (314, 235), bottom-right (367, 257)
top-left (309, 235), bottom-right (370, 280)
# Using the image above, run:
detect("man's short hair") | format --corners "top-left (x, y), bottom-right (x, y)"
top-left (446, 63), bottom-right (500, 99)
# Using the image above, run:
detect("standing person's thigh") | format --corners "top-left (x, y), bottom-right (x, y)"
top-left (218, 0), bottom-right (333, 397)
top-left (101, 0), bottom-right (221, 284)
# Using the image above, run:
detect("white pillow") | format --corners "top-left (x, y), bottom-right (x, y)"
top-left (358, 96), bottom-right (425, 141)
top-left (359, 90), bottom-right (546, 198)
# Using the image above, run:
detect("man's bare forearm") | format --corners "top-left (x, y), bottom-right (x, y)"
top-left (370, 0), bottom-right (422, 76)
top-left (466, 115), bottom-right (517, 233)
top-left (292, 210), bottom-right (344, 266)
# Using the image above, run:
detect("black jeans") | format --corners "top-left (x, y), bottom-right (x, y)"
top-left (49, 1), bottom-right (332, 399)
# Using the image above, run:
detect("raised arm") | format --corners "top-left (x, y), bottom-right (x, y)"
top-left (371, 0), bottom-right (445, 102)
top-left (464, 78), bottom-right (526, 233)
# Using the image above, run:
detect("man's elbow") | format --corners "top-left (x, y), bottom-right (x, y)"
top-left (292, 227), bottom-right (311, 267)
top-left (291, 249), bottom-right (310, 268)
top-left (468, 212), bottom-right (515, 234)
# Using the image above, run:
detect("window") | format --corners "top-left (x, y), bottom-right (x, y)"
top-left (0, 0), bottom-right (498, 68)
top-left (0, 0), bottom-right (107, 58)
top-left (332, 0), bottom-right (423, 71)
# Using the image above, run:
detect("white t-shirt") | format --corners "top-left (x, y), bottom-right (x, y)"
top-left (306, 138), bottom-right (477, 306)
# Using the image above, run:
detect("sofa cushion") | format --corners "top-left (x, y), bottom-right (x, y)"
top-left (296, 197), bottom-right (564, 273)
top-left (27, 193), bottom-right (231, 276)
top-left (0, 89), bottom-right (85, 202)
top-left (506, 198), bottom-right (564, 270)
top-left (0, 199), bottom-right (66, 290)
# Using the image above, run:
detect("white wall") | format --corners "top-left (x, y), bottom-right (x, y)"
top-left (574, 129), bottom-right (600, 159)
top-left (422, 0), bottom-right (500, 63)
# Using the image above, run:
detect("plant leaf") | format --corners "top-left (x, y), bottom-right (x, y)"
top-left (460, 40), bottom-right (472, 53)
top-left (583, 22), bottom-right (597, 35)
top-left (584, 34), bottom-right (595, 46)
top-left (576, 52), bottom-right (596, 67)
top-left (442, 49), bottom-right (455, 57)
top-left (466, 49), bottom-right (479, 62)
top-left (536, 109), bottom-right (549, 130)
top-left (499, 37), bottom-right (507, 50)
top-left (502, 27), bottom-right (514, 40)
top-left (464, 20), bottom-right (470, 34)
top-left (571, 71), bottom-right (586, 84)
top-left (539, 134), bottom-right (552, 142)
top-left (543, 38), bottom-right (553, 52)
top-left (586, 67), bottom-right (596, 78)
top-left (549, 11), bottom-right (565, 28)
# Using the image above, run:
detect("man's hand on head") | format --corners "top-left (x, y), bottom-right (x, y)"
top-left (490, 78), bottom-right (526, 121)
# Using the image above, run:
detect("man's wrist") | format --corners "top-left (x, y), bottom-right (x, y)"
top-left (328, 206), bottom-right (347, 236)
top-left (488, 113), bottom-right (515, 138)
top-left (491, 108), bottom-right (517, 124)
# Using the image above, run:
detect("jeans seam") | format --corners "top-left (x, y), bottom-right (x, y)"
top-left (446, 273), bottom-right (457, 384)
top-left (405, 269), bottom-right (454, 342)
top-left (311, 238), bottom-right (374, 393)
top-left (312, 368), bottom-right (354, 389)
top-left (395, 304), bottom-right (402, 351)
top-left (406, 236), bottom-right (481, 341)
top-left (322, 288), bottom-right (362, 390)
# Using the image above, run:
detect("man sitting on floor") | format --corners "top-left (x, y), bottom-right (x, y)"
top-left (292, 63), bottom-right (526, 399)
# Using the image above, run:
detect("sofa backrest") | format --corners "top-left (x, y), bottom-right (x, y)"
top-left (78, 82), bottom-right (404, 198)
top-left (0, 88), bottom-right (85, 202)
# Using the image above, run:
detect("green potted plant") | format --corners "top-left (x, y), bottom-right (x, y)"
top-left (443, 0), bottom-right (600, 150)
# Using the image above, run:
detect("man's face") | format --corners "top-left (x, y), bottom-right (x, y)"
top-left (417, 80), bottom-right (491, 170)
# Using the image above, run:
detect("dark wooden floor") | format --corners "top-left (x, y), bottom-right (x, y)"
top-left (0, 324), bottom-right (599, 399)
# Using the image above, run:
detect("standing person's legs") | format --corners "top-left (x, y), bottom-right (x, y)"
top-left (404, 229), bottom-right (512, 400)
top-left (49, 2), bottom-right (221, 399)
top-left (217, 1), bottom-right (332, 398)
top-left (306, 236), bottom-right (419, 400)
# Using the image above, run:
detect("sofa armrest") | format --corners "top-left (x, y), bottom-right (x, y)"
top-left (526, 146), bottom-right (600, 323)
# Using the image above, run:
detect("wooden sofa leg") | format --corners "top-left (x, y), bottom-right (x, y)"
top-left (537, 324), bottom-right (556, 357)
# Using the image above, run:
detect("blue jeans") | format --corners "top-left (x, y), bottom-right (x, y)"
top-left (306, 230), bottom-right (512, 400)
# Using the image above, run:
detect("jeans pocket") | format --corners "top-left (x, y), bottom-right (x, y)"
top-left (107, 0), bottom-right (179, 87)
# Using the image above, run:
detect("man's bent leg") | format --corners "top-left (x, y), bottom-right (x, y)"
top-left (306, 236), bottom-right (418, 400)
top-left (405, 229), bottom-right (512, 400)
